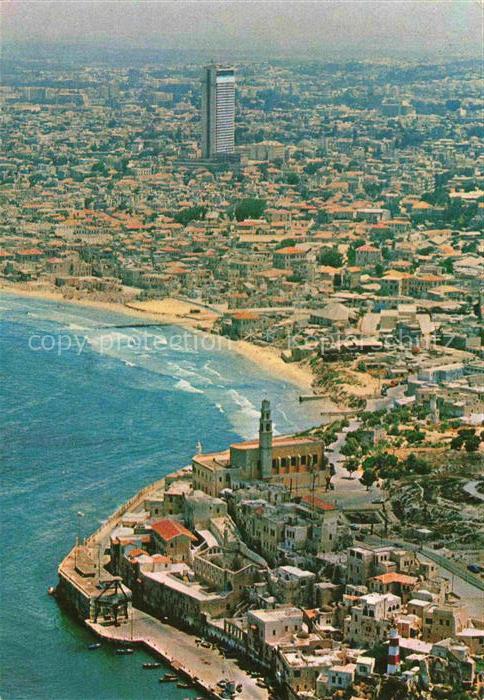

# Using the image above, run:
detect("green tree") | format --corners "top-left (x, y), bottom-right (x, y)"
top-left (304, 161), bottom-right (323, 175)
top-left (464, 435), bottom-right (480, 453)
top-left (319, 248), bottom-right (343, 268)
top-left (340, 438), bottom-right (360, 458)
top-left (451, 435), bottom-right (464, 450)
top-left (360, 469), bottom-right (377, 491)
top-left (347, 239), bottom-right (365, 265)
top-left (345, 458), bottom-right (359, 479)
top-left (363, 453), bottom-right (398, 473)
top-left (233, 198), bottom-right (266, 221)
top-left (174, 205), bottom-right (207, 226)
top-left (285, 171), bottom-right (300, 185)
top-left (91, 161), bottom-right (108, 176)
top-left (404, 429), bottom-right (425, 444)
top-left (405, 453), bottom-right (431, 474)
top-left (441, 257), bottom-right (454, 274)
top-left (276, 238), bottom-right (296, 249)
top-left (458, 428), bottom-right (476, 438)
top-left (315, 210), bottom-right (329, 225)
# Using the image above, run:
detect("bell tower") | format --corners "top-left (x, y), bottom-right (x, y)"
top-left (259, 399), bottom-right (273, 479)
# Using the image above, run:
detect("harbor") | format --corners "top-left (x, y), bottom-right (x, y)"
top-left (86, 607), bottom-right (269, 700)
top-left (55, 465), bottom-right (271, 700)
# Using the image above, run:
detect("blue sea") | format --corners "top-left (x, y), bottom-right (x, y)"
top-left (0, 294), bottom-right (321, 700)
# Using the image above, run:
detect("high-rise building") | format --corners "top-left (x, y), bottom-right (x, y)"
top-left (201, 64), bottom-right (235, 159)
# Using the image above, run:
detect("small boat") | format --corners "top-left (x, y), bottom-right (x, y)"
top-left (88, 643), bottom-right (101, 650)
top-left (177, 682), bottom-right (191, 689)
top-left (47, 586), bottom-right (56, 596)
top-left (142, 662), bottom-right (161, 669)
top-left (115, 648), bottom-right (134, 655)
top-left (159, 673), bottom-right (178, 682)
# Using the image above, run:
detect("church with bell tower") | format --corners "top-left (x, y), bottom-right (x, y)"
top-left (192, 400), bottom-right (327, 497)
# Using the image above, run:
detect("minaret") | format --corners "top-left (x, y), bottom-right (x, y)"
top-left (387, 628), bottom-right (400, 675)
top-left (259, 399), bottom-right (273, 479)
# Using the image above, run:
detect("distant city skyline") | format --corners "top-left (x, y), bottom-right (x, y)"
top-left (3, 0), bottom-right (481, 60)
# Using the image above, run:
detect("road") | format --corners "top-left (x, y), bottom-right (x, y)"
top-left (325, 421), bottom-right (382, 509)
top-left (88, 608), bottom-right (269, 700)
top-left (366, 535), bottom-right (484, 619)
top-left (419, 552), bottom-right (484, 619)
top-left (463, 479), bottom-right (484, 502)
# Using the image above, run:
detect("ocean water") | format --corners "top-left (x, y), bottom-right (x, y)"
top-left (0, 294), bottom-right (321, 700)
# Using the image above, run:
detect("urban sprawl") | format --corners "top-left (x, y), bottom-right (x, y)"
top-left (2, 53), bottom-right (483, 699)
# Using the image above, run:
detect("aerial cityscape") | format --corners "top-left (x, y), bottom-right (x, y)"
top-left (0, 1), bottom-right (483, 699)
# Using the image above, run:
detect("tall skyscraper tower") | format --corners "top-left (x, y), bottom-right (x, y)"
top-left (201, 64), bottom-right (235, 159)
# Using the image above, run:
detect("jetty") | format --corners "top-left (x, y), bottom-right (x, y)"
top-left (56, 468), bottom-right (269, 700)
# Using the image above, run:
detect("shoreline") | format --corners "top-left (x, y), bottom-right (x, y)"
top-left (56, 465), bottom-right (270, 700)
top-left (0, 283), bottom-right (315, 392)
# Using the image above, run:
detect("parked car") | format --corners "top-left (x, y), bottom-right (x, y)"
top-left (467, 563), bottom-right (481, 574)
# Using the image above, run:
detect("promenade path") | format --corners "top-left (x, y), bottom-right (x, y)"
top-left (463, 479), bottom-right (484, 502)
top-left (87, 608), bottom-right (269, 700)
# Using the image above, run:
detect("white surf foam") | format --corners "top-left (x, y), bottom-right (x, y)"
top-left (203, 360), bottom-right (223, 379)
top-left (175, 379), bottom-right (204, 394)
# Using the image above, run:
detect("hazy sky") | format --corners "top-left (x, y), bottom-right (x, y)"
top-left (2, 0), bottom-right (481, 59)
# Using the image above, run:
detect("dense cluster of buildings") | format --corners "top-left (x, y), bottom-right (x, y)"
top-left (4, 51), bottom-right (483, 698)
top-left (1, 56), bottom-right (482, 414)
top-left (58, 400), bottom-right (484, 698)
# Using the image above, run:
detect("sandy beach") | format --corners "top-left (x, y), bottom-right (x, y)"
top-left (0, 283), bottom-right (315, 392)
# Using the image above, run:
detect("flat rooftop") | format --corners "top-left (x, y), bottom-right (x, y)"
top-left (144, 569), bottom-right (227, 602)
top-left (249, 606), bottom-right (302, 622)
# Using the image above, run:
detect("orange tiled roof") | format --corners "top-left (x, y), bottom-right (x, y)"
top-left (301, 495), bottom-right (336, 511)
top-left (151, 519), bottom-right (196, 542)
top-left (371, 572), bottom-right (418, 585)
top-left (275, 246), bottom-right (305, 255)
